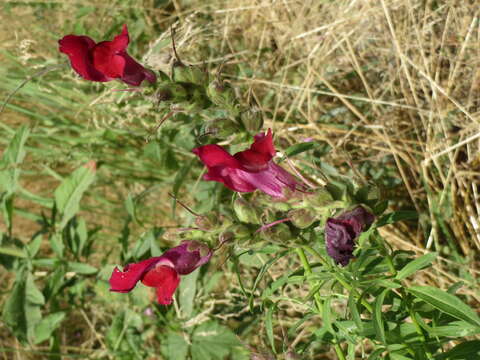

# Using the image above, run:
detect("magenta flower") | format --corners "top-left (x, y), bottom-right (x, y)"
top-left (109, 241), bottom-right (212, 305)
top-left (192, 129), bottom-right (299, 198)
top-left (325, 207), bottom-right (375, 266)
top-left (59, 24), bottom-right (156, 86)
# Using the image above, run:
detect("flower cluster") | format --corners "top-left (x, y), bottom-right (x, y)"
top-left (58, 25), bottom-right (376, 305)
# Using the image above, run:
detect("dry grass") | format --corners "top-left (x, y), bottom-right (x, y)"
top-left (1, 0), bottom-right (480, 357)
top-left (162, 0), bottom-right (480, 259)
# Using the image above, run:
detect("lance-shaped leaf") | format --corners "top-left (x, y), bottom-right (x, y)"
top-left (395, 252), bottom-right (437, 280)
top-left (0, 125), bottom-right (30, 193)
top-left (54, 161), bottom-right (96, 229)
top-left (407, 286), bottom-right (480, 328)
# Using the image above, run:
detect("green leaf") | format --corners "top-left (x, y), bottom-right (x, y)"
top-left (0, 245), bottom-right (26, 258)
top-left (179, 268), bottom-right (199, 318)
top-left (322, 297), bottom-right (334, 334)
top-left (1, 193), bottom-right (14, 231)
top-left (373, 289), bottom-right (389, 343)
top-left (54, 161), bottom-right (96, 229)
top-left (191, 321), bottom-right (240, 360)
top-left (434, 340), bottom-right (480, 360)
top-left (0, 125), bottom-right (30, 193)
top-left (26, 273), bottom-right (45, 305)
top-left (389, 353), bottom-right (412, 360)
top-left (428, 321), bottom-right (479, 338)
top-left (348, 292), bottom-right (363, 332)
top-left (161, 331), bottom-right (189, 360)
top-left (49, 233), bottom-right (64, 258)
top-left (33, 312), bottom-right (66, 344)
top-left (0, 125), bottom-right (29, 166)
top-left (395, 252), bottom-right (437, 280)
top-left (407, 286), bottom-right (480, 328)
top-left (2, 273), bottom-right (28, 342)
top-left (368, 348), bottom-right (385, 360)
top-left (375, 211), bottom-right (418, 227)
top-left (68, 262), bottom-right (98, 275)
top-left (25, 234), bottom-right (43, 258)
top-left (265, 302), bottom-right (276, 354)
top-left (124, 193), bottom-right (139, 224)
top-left (172, 159), bottom-right (194, 198)
top-left (2, 271), bottom-right (43, 343)
top-left (283, 142), bottom-right (316, 158)
top-left (249, 250), bottom-right (288, 310)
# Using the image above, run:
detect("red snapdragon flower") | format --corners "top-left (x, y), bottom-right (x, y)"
top-left (58, 24), bottom-right (156, 86)
top-left (193, 129), bottom-right (299, 198)
top-left (109, 241), bottom-right (212, 305)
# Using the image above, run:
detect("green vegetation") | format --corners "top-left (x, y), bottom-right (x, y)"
top-left (1, 1), bottom-right (479, 359)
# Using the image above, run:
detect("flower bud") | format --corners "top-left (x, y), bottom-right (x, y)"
top-left (188, 86), bottom-right (212, 110)
top-left (204, 118), bottom-right (240, 138)
top-left (155, 83), bottom-right (188, 105)
top-left (260, 223), bottom-right (292, 243)
top-left (226, 225), bottom-right (251, 243)
top-left (325, 206), bottom-right (375, 266)
top-left (207, 80), bottom-right (238, 113)
top-left (240, 108), bottom-right (263, 133)
top-left (307, 187), bottom-right (334, 209)
top-left (195, 215), bottom-right (216, 230)
top-left (172, 63), bottom-right (208, 86)
top-left (289, 208), bottom-right (316, 229)
top-left (234, 198), bottom-right (261, 224)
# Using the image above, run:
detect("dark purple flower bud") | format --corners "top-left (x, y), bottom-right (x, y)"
top-left (325, 206), bottom-right (374, 266)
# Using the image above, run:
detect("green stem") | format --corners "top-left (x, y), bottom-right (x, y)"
top-left (295, 247), bottom-right (322, 311)
top-left (296, 247), bottom-right (347, 360)
top-left (379, 238), bottom-right (397, 277)
top-left (377, 237), bottom-right (433, 358)
top-left (333, 343), bottom-right (347, 360)
top-left (302, 245), bottom-right (373, 313)
top-left (405, 294), bottom-right (433, 359)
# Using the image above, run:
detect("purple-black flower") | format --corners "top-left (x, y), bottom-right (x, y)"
top-left (325, 207), bottom-right (375, 266)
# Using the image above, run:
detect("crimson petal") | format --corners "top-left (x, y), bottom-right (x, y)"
top-left (141, 265), bottom-right (180, 305)
top-left (193, 144), bottom-right (241, 169)
top-left (234, 129), bottom-right (276, 171)
top-left (58, 35), bottom-right (108, 82)
top-left (109, 256), bottom-right (163, 293)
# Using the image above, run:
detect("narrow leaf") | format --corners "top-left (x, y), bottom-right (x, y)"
top-left (68, 262), bottom-right (98, 275)
top-left (348, 292), bottom-right (363, 332)
top-left (407, 286), bottom-right (480, 328)
top-left (265, 302), bottom-right (277, 354)
top-left (395, 252), bottom-right (437, 280)
top-left (434, 340), bottom-right (480, 360)
top-left (375, 211), bottom-right (418, 227)
top-left (0, 125), bottom-right (29, 192)
top-left (373, 289), bottom-right (389, 343)
top-left (54, 161), bottom-right (96, 229)
top-left (283, 142), bottom-right (316, 158)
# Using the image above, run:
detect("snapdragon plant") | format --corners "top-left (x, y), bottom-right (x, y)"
top-left (1, 23), bottom-right (479, 360)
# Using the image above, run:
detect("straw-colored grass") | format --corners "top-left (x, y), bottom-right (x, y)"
top-left (1, 0), bottom-right (479, 358)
